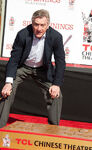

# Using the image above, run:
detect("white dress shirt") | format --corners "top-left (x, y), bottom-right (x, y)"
top-left (6, 34), bottom-right (46, 84)
top-left (24, 34), bottom-right (45, 67)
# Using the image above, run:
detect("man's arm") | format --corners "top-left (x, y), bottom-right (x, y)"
top-left (1, 31), bottom-right (25, 98)
top-left (49, 32), bottom-right (65, 99)
top-left (53, 33), bottom-right (65, 86)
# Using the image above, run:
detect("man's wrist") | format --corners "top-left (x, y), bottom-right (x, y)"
top-left (5, 77), bottom-right (13, 84)
top-left (5, 82), bottom-right (12, 85)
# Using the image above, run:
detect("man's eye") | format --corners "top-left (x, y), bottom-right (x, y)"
top-left (41, 24), bottom-right (45, 27)
top-left (35, 24), bottom-right (38, 26)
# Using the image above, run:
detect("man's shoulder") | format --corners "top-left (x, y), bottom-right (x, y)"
top-left (48, 27), bottom-right (62, 39)
top-left (48, 26), bottom-right (62, 37)
top-left (17, 24), bottom-right (32, 36)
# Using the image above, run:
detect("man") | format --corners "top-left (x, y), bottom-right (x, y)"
top-left (0, 9), bottom-right (65, 128)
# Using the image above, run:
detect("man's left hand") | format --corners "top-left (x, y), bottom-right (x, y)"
top-left (49, 85), bottom-right (60, 99)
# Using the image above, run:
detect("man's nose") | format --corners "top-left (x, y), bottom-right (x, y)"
top-left (37, 25), bottom-right (42, 31)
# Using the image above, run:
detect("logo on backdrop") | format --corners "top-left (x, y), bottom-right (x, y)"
top-left (24, 0), bottom-right (61, 6)
top-left (65, 47), bottom-right (70, 60)
top-left (82, 10), bottom-right (92, 43)
top-left (2, 134), bottom-right (11, 147)
top-left (64, 35), bottom-right (72, 60)
top-left (50, 23), bottom-right (74, 30)
top-left (69, 0), bottom-right (75, 9)
top-left (82, 10), bottom-right (92, 61)
top-left (9, 16), bottom-right (15, 30)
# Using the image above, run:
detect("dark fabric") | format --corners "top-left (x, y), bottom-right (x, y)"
top-left (6, 25), bottom-right (65, 86)
top-left (0, 61), bottom-right (92, 123)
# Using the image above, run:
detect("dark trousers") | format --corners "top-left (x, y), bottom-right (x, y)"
top-left (0, 65), bottom-right (63, 128)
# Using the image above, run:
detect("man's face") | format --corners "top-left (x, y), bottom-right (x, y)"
top-left (32, 17), bottom-right (49, 39)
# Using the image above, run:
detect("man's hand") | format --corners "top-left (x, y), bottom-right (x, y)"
top-left (1, 83), bottom-right (12, 98)
top-left (49, 85), bottom-right (60, 99)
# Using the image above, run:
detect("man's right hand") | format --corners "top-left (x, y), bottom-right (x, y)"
top-left (1, 83), bottom-right (12, 98)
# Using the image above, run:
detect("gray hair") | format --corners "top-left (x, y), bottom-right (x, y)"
top-left (32, 9), bottom-right (50, 24)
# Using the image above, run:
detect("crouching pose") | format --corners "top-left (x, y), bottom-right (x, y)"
top-left (0, 9), bottom-right (65, 128)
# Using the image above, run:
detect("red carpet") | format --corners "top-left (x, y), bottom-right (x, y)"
top-left (7, 113), bottom-right (92, 129)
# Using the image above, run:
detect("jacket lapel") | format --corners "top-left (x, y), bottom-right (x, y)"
top-left (26, 36), bottom-right (33, 53)
top-left (21, 27), bottom-right (33, 63)
top-left (43, 27), bottom-right (52, 65)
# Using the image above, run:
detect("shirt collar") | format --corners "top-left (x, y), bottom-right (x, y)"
top-left (33, 33), bottom-right (46, 40)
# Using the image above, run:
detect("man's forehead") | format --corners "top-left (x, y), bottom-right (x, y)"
top-left (33, 17), bottom-right (47, 22)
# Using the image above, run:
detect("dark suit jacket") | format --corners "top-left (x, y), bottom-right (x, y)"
top-left (6, 24), bottom-right (65, 86)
